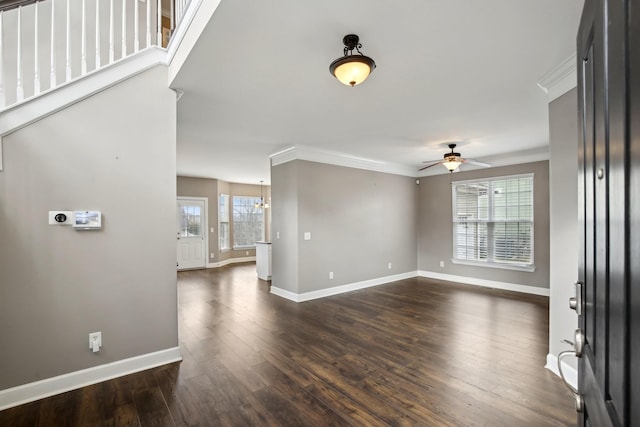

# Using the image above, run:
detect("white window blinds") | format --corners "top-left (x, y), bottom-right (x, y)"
top-left (452, 174), bottom-right (534, 268)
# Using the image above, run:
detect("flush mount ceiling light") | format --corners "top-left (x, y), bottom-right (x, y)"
top-left (329, 34), bottom-right (376, 87)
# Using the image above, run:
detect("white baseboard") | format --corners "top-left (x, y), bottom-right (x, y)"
top-left (207, 256), bottom-right (256, 269)
top-left (545, 353), bottom-right (578, 390)
top-left (0, 346), bottom-right (182, 411)
top-left (417, 270), bottom-right (550, 296)
top-left (270, 271), bottom-right (418, 303)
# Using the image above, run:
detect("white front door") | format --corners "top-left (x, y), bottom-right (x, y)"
top-left (177, 198), bottom-right (207, 270)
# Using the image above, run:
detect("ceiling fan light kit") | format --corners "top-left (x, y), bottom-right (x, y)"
top-left (419, 143), bottom-right (491, 173)
top-left (330, 34), bottom-right (376, 87)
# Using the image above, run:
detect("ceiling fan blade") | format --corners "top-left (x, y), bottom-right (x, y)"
top-left (463, 158), bottom-right (491, 167)
top-left (418, 161), bottom-right (443, 171)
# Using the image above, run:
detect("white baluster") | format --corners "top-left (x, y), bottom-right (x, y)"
top-left (81, 0), bottom-right (86, 74)
top-left (50, 0), bottom-right (56, 88)
top-left (170, 0), bottom-right (174, 32)
top-left (65, 0), bottom-right (71, 81)
top-left (95, 0), bottom-right (101, 68)
top-left (0, 11), bottom-right (5, 108)
top-left (16, 6), bottom-right (24, 101)
top-left (146, 0), bottom-right (151, 47)
top-left (34, 1), bottom-right (40, 95)
top-left (121, 0), bottom-right (126, 57)
top-left (157, 0), bottom-right (161, 47)
top-left (134, 0), bottom-right (139, 52)
top-left (109, 0), bottom-right (114, 63)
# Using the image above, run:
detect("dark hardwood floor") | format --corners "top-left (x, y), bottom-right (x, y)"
top-left (0, 263), bottom-right (576, 426)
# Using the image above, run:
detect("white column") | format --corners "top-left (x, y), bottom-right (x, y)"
top-left (65, 0), bottom-right (71, 81)
top-left (81, 0), bottom-right (86, 74)
top-left (109, 0), bottom-right (114, 63)
top-left (50, 0), bottom-right (57, 88)
top-left (0, 11), bottom-right (5, 108)
top-left (134, 0), bottom-right (139, 52)
top-left (16, 6), bottom-right (24, 101)
top-left (121, 0), bottom-right (126, 57)
top-left (34, 1), bottom-right (40, 95)
top-left (95, 0), bottom-right (101, 68)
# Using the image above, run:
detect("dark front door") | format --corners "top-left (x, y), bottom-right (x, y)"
top-left (576, 0), bottom-right (639, 425)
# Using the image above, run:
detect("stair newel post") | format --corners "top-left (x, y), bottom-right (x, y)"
top-left (108, 0), bottom-right (114, 63)
top-left (95, 0), bottom-right (101, 68)
top-left (65, 0), bottom-right (71, 82)
top-left (146, 0), bottom-right (151, 48)
top-left (0, 10), bottom-right (5, 108)
top-left (81, 0), bottom-right (86, 75)
top-left (16, 6), bottom-right (23, 101)
top-left (134, 0), bottom-right (139, 52)
top-left (34, 1), bottom-right (40, 95)
top-left (156, 0), bottom-right (161, 47)
top-left (50, 0), bottom-right (56, 88)
top-left (121, 0), bottom-right (126, 58)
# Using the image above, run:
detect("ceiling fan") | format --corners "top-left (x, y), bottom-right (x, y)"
top-left (419, 143), bottom-right (491, 172)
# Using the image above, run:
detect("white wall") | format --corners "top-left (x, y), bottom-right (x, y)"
top-left (0, 65), bottom-right (178, 391)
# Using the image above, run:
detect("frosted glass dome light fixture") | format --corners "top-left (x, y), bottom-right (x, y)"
top-left (329, 34), bottom-right (376, 87)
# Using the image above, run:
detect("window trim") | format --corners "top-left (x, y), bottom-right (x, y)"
top-left (451, 173), bottom-right (535, 272)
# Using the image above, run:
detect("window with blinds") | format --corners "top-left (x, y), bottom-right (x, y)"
top-left (452, 174), bottom-right (534, 270)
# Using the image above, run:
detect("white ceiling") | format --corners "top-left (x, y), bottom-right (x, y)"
top-left (171, 0), bottom-right (584, 184)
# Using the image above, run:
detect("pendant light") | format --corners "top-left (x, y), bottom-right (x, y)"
top-left (254, 181), bottom-right (270, 209)
top-left (329, 34), bottom-right (376, 87)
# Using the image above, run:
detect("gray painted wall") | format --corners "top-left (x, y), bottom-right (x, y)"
top-left (417, 161), bottom-right (550, 289)
top-left (271, 161), bottom-right (299, 293)
top-left (271, 160), bottom-right (418, 294)
top-left (548, 88), bottom-right (579, 367)
top-left (0, 66), bottom-right (178, 390)
top-left (177, 177), bottom-right (271, 263)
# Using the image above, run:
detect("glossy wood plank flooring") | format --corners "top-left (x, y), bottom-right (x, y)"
top-left (1, 263), bottom-right (576, 426)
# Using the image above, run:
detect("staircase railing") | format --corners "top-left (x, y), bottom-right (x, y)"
top-left (0, 0), bottom-right (191, 111)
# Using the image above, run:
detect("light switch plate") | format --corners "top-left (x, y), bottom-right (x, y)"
top-left (304, 232), bottom-right (311, 240)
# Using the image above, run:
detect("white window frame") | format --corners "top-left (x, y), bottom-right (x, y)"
top-left (451, 173), bottom-right (535, 272)
top-left (231, 195), bottom-right (264, 250)
top-left (219, 194), bottom-right (230, 251)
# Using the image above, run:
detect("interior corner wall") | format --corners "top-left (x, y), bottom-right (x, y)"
top-left (417, 161), bottom-right (550, 289)
top-left (271, 161), bottom-right (300, 294)
top-left (176, 176), bottom-right (220, 263)
top-left (548, 88), bottom-right (579, 367)
top-left (0, 65), bottom-right (178, 390)
top-left (271, 159), bottom-right (418, 296)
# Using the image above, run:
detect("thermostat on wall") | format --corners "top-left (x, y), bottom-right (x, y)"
top-left (73, 211), bottom-right (102, 230)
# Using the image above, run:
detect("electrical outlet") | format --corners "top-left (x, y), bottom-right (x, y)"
top-left (210, 253), bottom-right (214, 259)
top-left (388, 262), bottom-right (392, 269)
top-left (329, 271), bottom-right (334, 280)
top-left (89, 332), bottom-right (102, 353)
top-left (245, 251), bottom-right (249, 256)
top-left (439, 261), bottom-right (445, 268)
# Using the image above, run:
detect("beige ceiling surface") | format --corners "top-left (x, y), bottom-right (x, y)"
top-left (172, 0), bottom-right (584, 184)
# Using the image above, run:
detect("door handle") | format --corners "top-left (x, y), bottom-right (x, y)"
top-left (557, 328), bottom-right (585, 413)
top-left (569, 281), bottom-right (583, 315)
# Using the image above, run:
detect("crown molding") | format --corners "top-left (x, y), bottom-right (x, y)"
top-left (537, 53), bottom-right (577, 102)
top-left (269, 146), bottom-right (417, 177)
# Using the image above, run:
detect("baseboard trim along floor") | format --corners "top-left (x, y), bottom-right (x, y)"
top-left (0, 347), bottom-right (182, 411)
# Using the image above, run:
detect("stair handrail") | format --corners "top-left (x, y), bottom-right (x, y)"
top-left (0, 0), bottom-right (191, 112)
